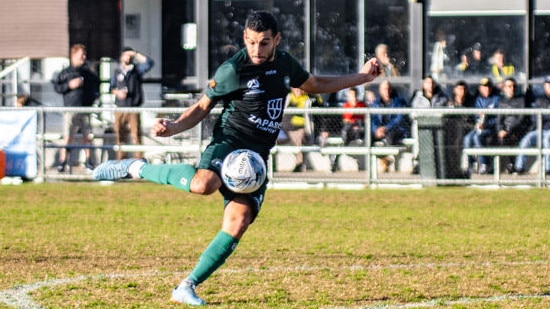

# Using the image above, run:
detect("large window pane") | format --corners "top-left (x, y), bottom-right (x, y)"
top-left (312, 0), bottom-right (358, 75)
top-left (533, 14), bottom-right (550, 78)
top-left (208, 0), bottom-right (305, 76)
top-left (365, 0), bottom-right (409, 76)
top-left (425, 15), bottom-right (525, 85)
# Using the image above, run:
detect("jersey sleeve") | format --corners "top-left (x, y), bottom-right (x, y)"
top-left (286, 53), bottom-right (310, 88)
top-left (205, 61), bottom-right (240, 102)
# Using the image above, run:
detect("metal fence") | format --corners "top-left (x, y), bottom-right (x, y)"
top-left (3, 105), bottom-right (550, 188)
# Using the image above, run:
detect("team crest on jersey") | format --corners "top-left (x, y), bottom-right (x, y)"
top-left (267, 98), bottom-right (283, 120)
top-left (245, 78), bottom-right (265, 95)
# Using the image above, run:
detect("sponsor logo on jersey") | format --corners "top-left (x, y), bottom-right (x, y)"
top-left (248, 114), bottom-right (283, 134)
top-left (266, 69), bottom-right (277, 75)
top-left (245, 78), bottom-right (265, 95)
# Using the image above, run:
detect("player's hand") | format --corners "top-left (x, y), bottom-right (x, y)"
top-left (151, 118), bottom-right (174, 137)
top-left (360, 58), bottom-right (382, 82)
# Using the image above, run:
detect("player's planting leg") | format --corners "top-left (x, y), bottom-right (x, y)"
top-left (92, 158), bottom-right (146, 181)
top-left (171, 230), bottom-right (239, 306)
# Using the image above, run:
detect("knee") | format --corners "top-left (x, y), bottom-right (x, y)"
top-left (190, 176), bottom-right (220, 195)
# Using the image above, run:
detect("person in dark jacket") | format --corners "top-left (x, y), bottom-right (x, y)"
top-left (514, 76), bottom-right (550, 174)
top-left (110, 47), bottom-right (154, 159)
top-left (52, 44), bottom-right (100, 172)
top-left (497, 77), bottom-right (530, 173)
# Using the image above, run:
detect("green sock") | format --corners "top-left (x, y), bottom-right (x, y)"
top-left (188, 230), bottom-right (239, 285)
top-left (139, 163), bottom-right (196, 192)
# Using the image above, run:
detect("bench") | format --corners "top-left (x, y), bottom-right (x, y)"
top-left (462, 147), bottom-right (550, 182)
top-left (269, 145), bottom-right (407, 180)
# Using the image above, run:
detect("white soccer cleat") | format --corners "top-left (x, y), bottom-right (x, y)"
top-left (170, 279), bottom-right (206, 306)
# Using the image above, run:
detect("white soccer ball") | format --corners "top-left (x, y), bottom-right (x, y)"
top-left (221, 149), bottom-right (267, 193)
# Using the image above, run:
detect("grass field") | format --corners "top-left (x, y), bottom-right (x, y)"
top-left (1, 182), bottom-right (550, 308)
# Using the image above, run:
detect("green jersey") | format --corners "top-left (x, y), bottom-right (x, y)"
top-left (205, 49), bottom-right (310, 157)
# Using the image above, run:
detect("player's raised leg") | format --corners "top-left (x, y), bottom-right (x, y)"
top-left (92, 158), bottom-right (146, 180)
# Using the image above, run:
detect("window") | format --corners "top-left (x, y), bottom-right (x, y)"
top-left (533, 0), bottom-right (550, 78)
top-left (426, 1), bottom-right (526, 84)
top-left (208, 0), bottom-right (305, 76)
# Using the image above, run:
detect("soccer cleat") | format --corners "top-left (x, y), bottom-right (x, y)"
top-left (170, 279), bottom-right (206, 306)
top-left (92, 158), bottom-right (146, 181)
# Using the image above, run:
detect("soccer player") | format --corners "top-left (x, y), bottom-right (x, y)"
top-left (93, 11), bottom-right (381, 306)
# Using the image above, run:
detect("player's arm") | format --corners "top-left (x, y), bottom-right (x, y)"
top-left (151, 94), bottom-right (213, 137)
top-left (299, 58), bottom-right (381, 94)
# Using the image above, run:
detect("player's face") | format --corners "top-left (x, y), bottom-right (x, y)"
top-left (243, 29), bottom-right (280, 65)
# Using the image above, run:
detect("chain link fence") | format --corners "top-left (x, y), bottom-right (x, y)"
top-left (2, 105), bottom-right (550, 187)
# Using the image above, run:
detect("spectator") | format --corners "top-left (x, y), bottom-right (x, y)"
top-left (497, 77), bottom-right (530, 173)
top-left (375, 44), bottom-right (400, 78)
top-left (283, 87), bottom-right (323, 172)
top-left (490, 49), bottom-right (515, 86)
top-left (463, 77), bottom-right (500, 175)
top-left (410, 75), bottom-right (449, 108)
top-left (111, 47), bottom-right (155, 160)
top-left (514, 76), bottom-right (550, 175)
top-left (341, 87), bottom-right (367, 145)
top-left (456, 43), bottom-right (489, 77)
top-left (52, 44), bottom-right (100, 173)
top-left (445, 80), bottom-right (475, 178)
top-left (371, 80), bottom-right (410, 172)
top-left (430, 29), bottom-right (450, 80)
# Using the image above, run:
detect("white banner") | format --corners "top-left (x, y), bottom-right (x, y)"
top-left (0, 111), bottom-right (37, 179)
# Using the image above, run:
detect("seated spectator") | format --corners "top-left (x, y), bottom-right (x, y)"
top-left (514, 76), bottom-right (550, 175)
top-left (490, 49), bottom-right (515, 86)
top-left (463, 77), bottom-right (500, 174)
top-left (371, 80), bottom-right (410, 172)
top-left (456, 43), bottom-right (489, 77)
top-left (283, 87), bottom-right (323, 172)
top-left (497, 77), bottom-right (530, 173)
top-left (375, 44), bottom-right (400, 78)
top-left (410, 75), bottom-right (449, 108)
top-left (409, 75), bottom-right (450, 173)
top-left (445, 81), bottom-right (475, 178)
top-left (341, 87), bottom-right (367, 145)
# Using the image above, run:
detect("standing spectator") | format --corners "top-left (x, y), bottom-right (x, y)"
top-left (371, 80), bottom-right (410, 172)
top-left (341, 87), bottom-right (367, 145)
top-left (111, 47), bottom-right (155, 160)
top-left (497, 77), bottom-right (530, 173)
top-left (463, 77), bottom-right (500, 174)
top-left (375, 43), bottom-right (400, 78)
top-left (283, 87), bottom-right (322, 172)
top-left (514, 76), bottom-right (550, 175)
top-left (52, 44), bottom-right (100, 173)
top-left (490, 49), bottom-right (515, 86)
top-left (430, 29), bottom-right (450, 80)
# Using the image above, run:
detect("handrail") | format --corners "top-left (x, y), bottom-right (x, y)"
top-left (0, 57), bottom-right (30, 79)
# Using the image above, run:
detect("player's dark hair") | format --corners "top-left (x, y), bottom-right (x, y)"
top-left (245, 11), bottom-right (279, 35)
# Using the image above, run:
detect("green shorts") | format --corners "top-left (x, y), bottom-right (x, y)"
top-left (198, 141), bottom-right (268, 220)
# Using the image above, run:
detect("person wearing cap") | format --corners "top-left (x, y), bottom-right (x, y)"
top-left (463, 77), bottom-right (500, 175)
top-left (110, 47), bottom-right (155, 160)
top-left (514, 76), bottom-right (550, 175)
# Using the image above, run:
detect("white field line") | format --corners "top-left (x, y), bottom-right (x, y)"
top-left (0, 261), bottom-right (548, 309)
